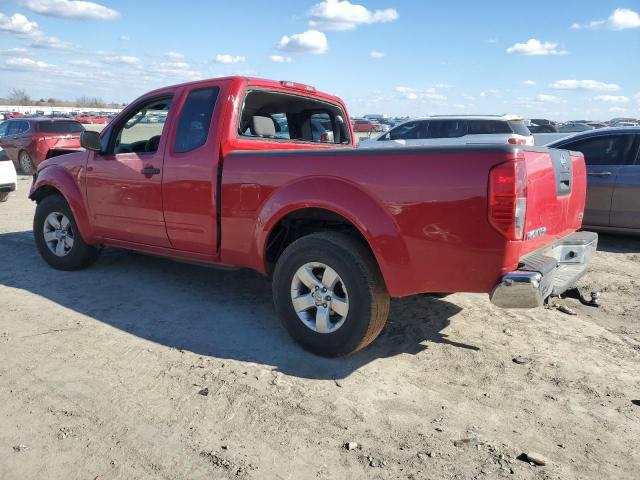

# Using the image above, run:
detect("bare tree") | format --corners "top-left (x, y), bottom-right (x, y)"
top-left (8, 88), bottom-right (31, 105)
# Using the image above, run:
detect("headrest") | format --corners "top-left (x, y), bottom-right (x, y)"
top-left (250, 115), bottom-right (276, 137)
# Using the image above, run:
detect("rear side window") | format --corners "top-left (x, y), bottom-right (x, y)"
top-left (468, 120), bottom-right (511, 135)
top-left (174, 87), bottom-right (219, 153)
top-left (563, 135), bottom-right (639, 166)
top-left (508, 120), bottom-right (531, 136)
top-left (37, 121), bottom-right (84, 133)
top-left (428, 120), bottom-right (467, 138)
top-left (239, 90), bottom-right (350, 144)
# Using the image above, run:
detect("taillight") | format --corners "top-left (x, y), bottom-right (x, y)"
top-left (508, 137), bottom-right (526, 145)
top-left (320, 132), bottom-right (329, 142)
top-left (489, 160), bottom-right (527, 240)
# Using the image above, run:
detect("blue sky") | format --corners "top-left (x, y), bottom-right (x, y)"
top-left (0, 0), bottom-right (638, 120)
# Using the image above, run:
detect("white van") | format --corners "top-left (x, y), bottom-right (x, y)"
top-left (0, 146), bottom-right (17, 202)
top-left (358, 115), bottom-right (533, 148)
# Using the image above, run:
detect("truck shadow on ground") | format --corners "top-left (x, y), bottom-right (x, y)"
top-left (0, 230), bottom-right (477, 380)
top-left (595, 233), bottom-right (640, 253)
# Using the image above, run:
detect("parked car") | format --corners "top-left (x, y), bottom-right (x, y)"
top-left (29, 76), bottom-right (595, 356)
top-left (74, 114), bottom-right (94, 124)
top-left (359, 115), bottom-right (533, 149)
top-left (558, 123), bottom-right (594, 133)
top-left (586, 122), bottom-right (608, 129)
top-left (0, 118), bottom-right (85, 174)
top-left (353, 119), bottom-right (382, 133)
top-left (548, 127), bottom-right (640, 234)
top-left (0, 146), bottom-right (17, 202)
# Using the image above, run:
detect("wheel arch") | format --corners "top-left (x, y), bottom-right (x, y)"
top-left (30, 166), bottom-right (95, 244)
top-left (253, 177), bottom-right (413, 297)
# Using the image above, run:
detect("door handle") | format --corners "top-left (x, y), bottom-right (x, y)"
top-left (140, 167), bottom-right (161, 175)
top-left (588, 171), bottom-right (612, 177)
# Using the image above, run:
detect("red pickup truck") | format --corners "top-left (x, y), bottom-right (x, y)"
top-left (29, 76), bottom-right (597, 356)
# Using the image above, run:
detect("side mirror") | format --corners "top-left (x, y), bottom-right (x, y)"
top-left (80, 130), bottom-right (101, 152)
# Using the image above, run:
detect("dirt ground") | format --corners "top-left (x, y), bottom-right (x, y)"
top-left (1, 177), bottom-right (639, 480)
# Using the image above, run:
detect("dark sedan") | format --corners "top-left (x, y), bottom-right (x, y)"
top-left (549, 127), bottom-right (640, 234)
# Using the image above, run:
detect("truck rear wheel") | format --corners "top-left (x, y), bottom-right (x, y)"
top-left (34, 194), bottom-right (100, 270)
top-left (272, 231), bottom-right (390, 357)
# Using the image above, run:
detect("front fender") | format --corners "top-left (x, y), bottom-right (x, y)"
top-left (253, 177), bottom-right (413, 297)
top-left (30, 165), bottom-right (95, 244)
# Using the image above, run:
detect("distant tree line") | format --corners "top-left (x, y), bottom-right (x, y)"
top-left (0, 88), bottom-right (126, 108)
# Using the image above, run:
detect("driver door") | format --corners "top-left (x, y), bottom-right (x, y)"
top-left (86, 96), bottom-right (173, 247)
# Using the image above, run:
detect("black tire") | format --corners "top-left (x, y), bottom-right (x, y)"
top-left (34, 194), bottom-right (100, 270)
top-left (272, 231), bottom-right (390, 357)
top-left (0, 191), bottom-right (8, 202)
top-left (19, 151), bottom-right (36, 175)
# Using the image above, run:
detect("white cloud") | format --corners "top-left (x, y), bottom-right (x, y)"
top-left (277, 30), bottom-right (328, 54)
top-left (4, 57), bottom-right (54, 70)
top-left (0, 47), bottom-right (30, 55)
top-left (480, 89), bottom-right (500, 97)
top-left (608, 107), bottom-right (627, 113)
top-left (165, 51), bottom-right (184, 61)
top-left (0, 13), bottom-right (39, 35)
top-left (215, 54), bottom-right (246, 64)
top-left (395, 86), bottom-right (446, 102)
top-left (308, 0), bottom-right (398, 31)
top-left (536, 94), bottom-right (565, 104)
top-left (370, 50), bottom-right (386, 58)
top-left (0, 12), bottom-right (74, 49)
top-left (593, 95), bottom-right (629, 103)
top-left (572, 8), bottom-right (640, 30)
top-left (506, 38), bottom-right (567, 56)
top-left (24, 0), bottom-right (119, 21)
top-left (523, 80), bottom-right (536, 86)
top-left (635, 93), bottom-right (640, 104)
top-left (68, 59), bottom-right (101, 67)
top-left (103, 55), bottom-right (140, 65)
top-left (269, 55), bottom-right (292, 63)
top-left (486, 38), bottom-right (498, 44)
top-left (549, 79), bottom-right (620, 92)
top-left (609, 8), bottom-right (640, 29)
top-left (452, 104), bottom-right (466, 109)
top-left (29, 35), bottom-right (73, 49)
top-left (433, 83), bottom-right (452, 89)
top-left (119, 35), bottom-right (129, 41)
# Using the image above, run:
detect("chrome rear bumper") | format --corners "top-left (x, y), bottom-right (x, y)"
top-left (490, 231), bottom-right (598, 309)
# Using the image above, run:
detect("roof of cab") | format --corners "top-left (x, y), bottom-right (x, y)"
top-left (141, 76), bottom-right (344, 104)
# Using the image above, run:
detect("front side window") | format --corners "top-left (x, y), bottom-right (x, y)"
top-left (8, 121), bottom-right (29, 135)
top-left (386, 121), bottom-right (426, 140)
top-left (563, 135), bottom-right (639, 166)
top-left (239, 90), bottom-right (350, 145)
top-left (110, 97), bottom-right (172, 154)
top-left (428, 120), bottom-right (467, 138)
top-left (174, 87), bottom-right (219, 153)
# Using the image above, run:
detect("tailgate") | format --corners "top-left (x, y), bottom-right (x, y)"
top-left (519, 148), bottom-right (586, 256)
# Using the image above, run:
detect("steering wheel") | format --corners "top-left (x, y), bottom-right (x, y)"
top-left (145, 135), bottom-right (161, 153)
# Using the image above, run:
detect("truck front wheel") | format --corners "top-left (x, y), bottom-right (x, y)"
top-left (272, 232), bottom-right (390, 357)
top-left (34, 194), bottom-right (100, 270)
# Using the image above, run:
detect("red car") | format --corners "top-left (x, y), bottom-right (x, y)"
top-left (353, 119), bottom-right (381, 133)
top-left (0, 118), bottom-right (84, 174)
top-left (74, 114), bottom-right (94, 124)
top-left (7, 112), bottom-right (26, 119)
top-left (29, 76), bottom-right (596, 356)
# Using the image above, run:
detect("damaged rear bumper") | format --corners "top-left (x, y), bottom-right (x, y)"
top-left (490, 231), bottom-right (598, 309)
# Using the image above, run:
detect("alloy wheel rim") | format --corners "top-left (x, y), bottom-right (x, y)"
top-left (290, 262), bottom-right (349, 334)
top-left (43, 211), bottom-right (74, 257)
top-left (20, 153), bottom-right (32, 172)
